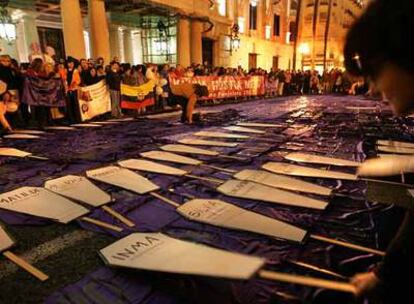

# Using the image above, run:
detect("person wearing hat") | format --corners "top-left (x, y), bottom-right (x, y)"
top-left (169, 83), bottom-right (209, 124)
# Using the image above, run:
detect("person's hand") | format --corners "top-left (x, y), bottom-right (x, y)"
top-left (351, 272), bottom-right (380, 297)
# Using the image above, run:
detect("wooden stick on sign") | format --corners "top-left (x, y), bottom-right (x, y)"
top-left (81, 217), bottom-right (123, 232)
top-left (101, 206), bottom-right (135, 228)
top-left (258, 270), bottom-right (357, 294)
top-left (2, 251), bottom-right (49, 281)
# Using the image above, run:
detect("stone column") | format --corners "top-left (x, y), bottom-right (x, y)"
top-left (177, 18), bottom-right (191, 67)
top-left (88, 0), bottom-right (110, 62)
top-left (109, 26), bottom-right (120, 61)
top-left (61, 0), bottom-right (86, 59)
top-left (190, 20), bottom-right (203, 65)
top-left (123, 29), bottom-right (133, 64)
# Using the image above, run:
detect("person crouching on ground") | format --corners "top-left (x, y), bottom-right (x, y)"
top-left (0, 80), bottom-right (12, 132)
top-left (344, 0), bottom-right (414, 302)
top-left (169, 83), bottom-right (209, 124)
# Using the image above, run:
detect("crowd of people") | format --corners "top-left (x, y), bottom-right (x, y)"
top-left (0, 52), bottom-right (368, 133)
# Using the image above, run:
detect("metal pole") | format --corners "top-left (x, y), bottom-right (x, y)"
top-left (323, 0), bottom-right (334, 72)
top-left (292, 0), bottom-right (302, 70)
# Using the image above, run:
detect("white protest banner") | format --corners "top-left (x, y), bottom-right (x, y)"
top-left (177, 199), bottom-right (307, 242)
top-left (78, 80), bottom-right (111, 121)
top-left (118, 159), bottom-right (188, 176)
top-left (0, 225), bottom-right (14, 252)
top-left (194, 131), bottom-right (249, 139)
top-left (285, 152), bottom-right (360, 167)
top-left (0, 187), bottom-right (89, 224)
top-left (45, 175), bottom-right (111, 207)
top-left (140, 151), bottom-right (202, 165)
top-left (100, 232), bottom-right (265, 280)
top-left (358, 156), bottom-right (414, 177)
top-left (262, 162), bottom-right (358, 181)
top-left (178, 138), bottom-right (238, 147)
top-left (234, 169), bottom-right (332, 196)
top-left (237, 122), bottom-right (282, 128)
top-left (86, 166), bottom-right (159, 194)
top-left (223, 126), bottom-right (265, 134)
top-left (377, 140), bottom-right (414, 149)
top-left (217, 180), bottom-right (328, 210)
top-left (377, 145), bottom-right (414, 155)
top-left (161, 144), bottom-right (219, 156)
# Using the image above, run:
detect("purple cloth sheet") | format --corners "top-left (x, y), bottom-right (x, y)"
top-left (0, 96), bottom-right (410, 303)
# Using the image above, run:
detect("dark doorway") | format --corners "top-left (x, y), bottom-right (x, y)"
top-left (202, 38), bottom-right (214, 66)
top-left (248, 53), bottom-right (257, 71)
top-left (273, 56), bottom-right (279, 69)
top-left (38, 27), bottom-right (66, 61)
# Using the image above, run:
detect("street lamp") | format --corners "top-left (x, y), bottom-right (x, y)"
top-left (226, 23), bottom-right (241, 56)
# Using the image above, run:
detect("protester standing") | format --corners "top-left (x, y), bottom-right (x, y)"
top-left (106, 61), bottom-right (123, 118)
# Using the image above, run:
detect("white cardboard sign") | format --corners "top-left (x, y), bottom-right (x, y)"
top-left (86, 166), bottom-right (159, 194)
top-left (12, 130), bottom-right (46, 135)
top-left (100, 232), bottom-right (265, 280)
top-left (177, 199), bottom-right (307, 242)
top-left (377, 145), bottom-right (414, 155)
top-left (0, 226), bottom-right (14, 252)
top-left (178, 138), bottom-right (238, 148)
top-left (118, 159), bottom-right (188, 176)
top-left (44, 126), bottom-right (76, 131)
top-left (70, 124), bottom-right (102, 128)
top-left (377, 140), bottom-right (414, 149)
top-left (0, 187), bottom-right (89, 223)
top-left (0, 148), bottom-right (32, 158)
top-left (217, 180), bottom-right (328, 210)
top-left (285, 152), bottom-right (360, 167)
top-left (140, 151), bottom-right (202, 166)
top-left (3, 134), bottom-right (40, 139)
top-left (223, 126), bottom-right (265, 134)
top-left (194, 131), bottom-right (249, 139)
top-left (44, 175), bottom-right (111, 207)
top-left (161, 144), bottom-right (219, 156)
top-left (237, 122), bottom-right (282, 128)
top-left (357, 156), bottom-right (414, 177)
top-left (262, 162), bottom-right (358, 181)
top-left (234, 169), bottom-right (332, 196)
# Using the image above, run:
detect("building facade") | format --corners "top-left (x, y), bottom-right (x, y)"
top-left (295, 0), bottom-right (368, 72)
top-left (0, 0), bottom-right (294, 71)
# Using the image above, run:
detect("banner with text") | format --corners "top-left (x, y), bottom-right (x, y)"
top-left (168, 75), bottom-right (266, 100)
top-left (78, 80), bottom-right (111, 121)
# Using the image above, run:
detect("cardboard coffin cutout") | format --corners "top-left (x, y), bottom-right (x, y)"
top-left (377, 140), bottom-right (414, 149)
top-left (223, 126), bottom-right (265, 134)
top-left (45, 175), bottom-right (112, 207)
top-left (44, 126), bottom-right (76, 131)
top-left (177, 199), bottom-right (307, 242)
top-left (234, 169), bottom-right (332, 196)
top-left (217, 180), bottom-right (328, 210)
top-left (12, 130), bottom-right (47, 135)
top-left (194, 131), bottom-right (249, 139)
top-left (0, 187), bottom-right (89, 223)
top-left (70, 124), bottom-right (102, 128)
top-left (0, 225), bottom-right (14, 252)
top-left (100, 232), bottom-right (265, 280)
top-left (178, 138), bottom-right (238, 148)
top-left (86, 166), bottom-right (159, 194)
top-left (118, 159), bottom-right (188, 176)
top-left (140, 151), bottom-right (202, 166)
top-left (3, 134), bottom-right (40, 139)
top-left (262, 162), bottom-right (358, 181)
top-left (237, 122), bottom-right (282, 128)
top-left (0, 148), bottom-right (32, 158)
top-left (358, 156), bottom-right (414, 177)
top-left (284, 152), bottom-right (360, 167)
top-left (377, 145), bottom-right (414, 155)
top-left (161, 144), bottom-right (219, 156)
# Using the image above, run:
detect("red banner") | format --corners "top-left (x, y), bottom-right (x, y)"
top-left (169, 75), bottom-right (266, 100)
